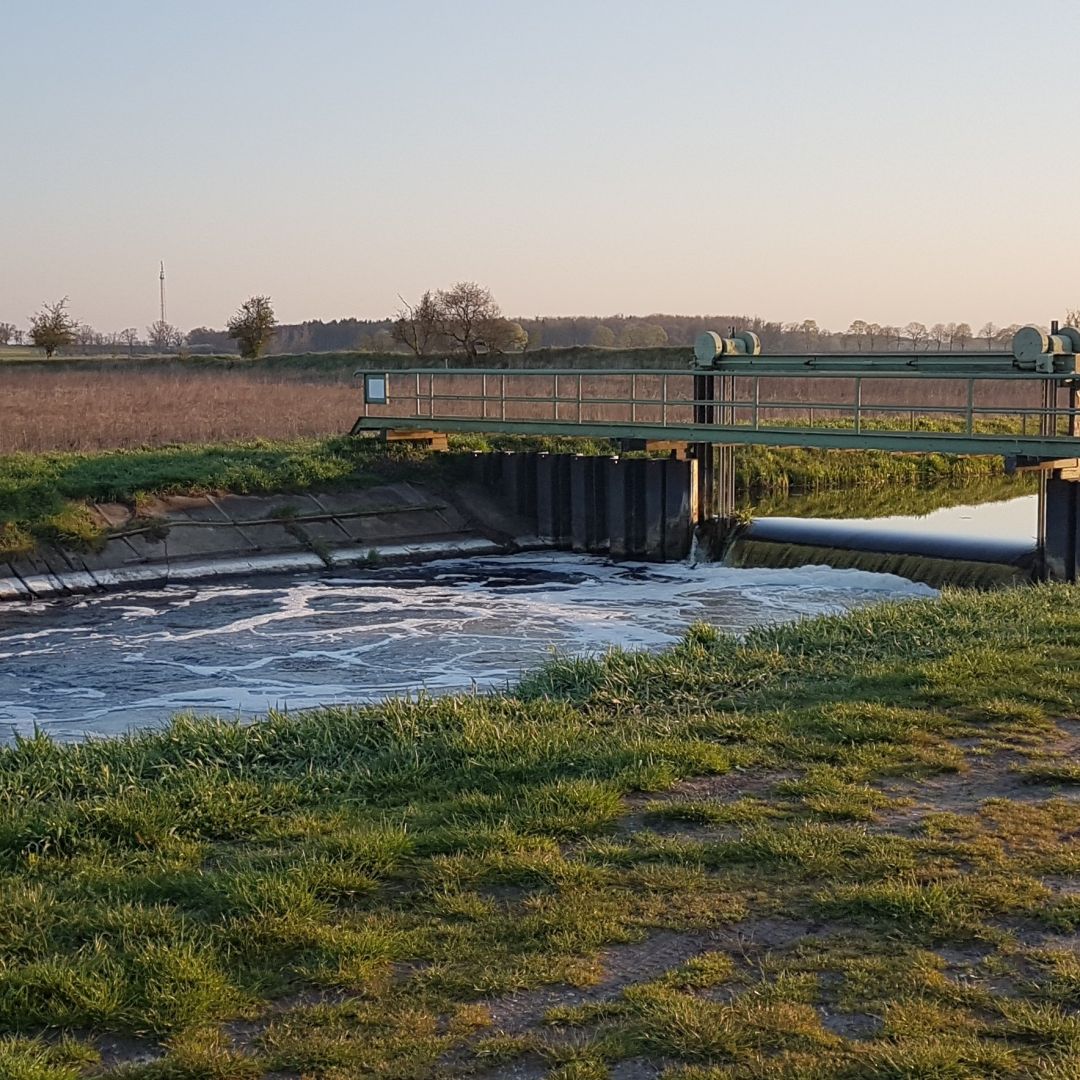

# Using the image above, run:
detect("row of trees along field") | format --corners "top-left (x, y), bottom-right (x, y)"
top-left (7, 297), bottom-right (278, 359)
top-left (5, 287), bottom-right (1079, 357)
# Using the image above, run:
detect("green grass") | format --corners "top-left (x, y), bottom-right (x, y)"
top-left (735, 441), bottom-right (1009, 496)
top-left (1, 587), bottom-right (1079, 1076)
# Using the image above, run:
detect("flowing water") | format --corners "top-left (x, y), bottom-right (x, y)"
top-left (0, 555), bottom-right (934, 742)
top-left (0, 488), bottom-right (1039, 744)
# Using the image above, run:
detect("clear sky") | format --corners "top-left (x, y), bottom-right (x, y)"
top-left (2, 0), bottom-right (1078, 333)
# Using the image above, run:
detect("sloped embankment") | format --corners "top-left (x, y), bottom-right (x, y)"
top-left (0, 479), bottom-right (539, 600)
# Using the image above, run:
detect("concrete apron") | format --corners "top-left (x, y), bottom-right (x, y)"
top-left (0, 539), bottom-right (512, 601)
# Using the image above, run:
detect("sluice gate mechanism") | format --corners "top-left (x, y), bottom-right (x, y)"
top-left (353, 325), bottom-right (1080, 580)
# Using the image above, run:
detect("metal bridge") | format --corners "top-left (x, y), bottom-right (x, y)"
top-left (353, 326), bottom-right (1080, 580)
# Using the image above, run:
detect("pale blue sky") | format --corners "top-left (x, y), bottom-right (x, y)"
top-left (2, 0), bottom-right (1078, 332)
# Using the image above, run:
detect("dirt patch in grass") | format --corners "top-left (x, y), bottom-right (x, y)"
top-left (484, 931), bottom-right (725, 1035)
top-left (872, 726), bottom-right (1080, 831)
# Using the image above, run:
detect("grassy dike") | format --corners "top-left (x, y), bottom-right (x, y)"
top-left (0, 434), bottom-right (1011, 559)
top-left (2, 587), bottom-right (1080, 1078)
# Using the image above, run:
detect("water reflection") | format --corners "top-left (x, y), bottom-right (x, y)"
top-left (746, 475), bottom-right (1037, 521)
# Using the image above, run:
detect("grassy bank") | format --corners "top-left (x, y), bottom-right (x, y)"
top-left (1, 587), bottom-right (1079, 1077)
top-left (0, 437), bottom-right (434, 557)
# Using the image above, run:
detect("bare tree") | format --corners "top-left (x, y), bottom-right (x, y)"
top-left (391, 291), bottom-right (443, 356)
top-left (997, 324), bottom-right (1021, 352)
top-left (881, 325), bottom-right (903, 350)
top-left (846, 320), bottom-right (868, 350)
top-left (953, 322), bottom-right (972, 350)
top-left (979, 322), bottom-right (998, 349)
top-left (866, 323), bottom-right (882, 350)
top-left (147, 320), bottom-right (182, 350)
top-left (436, 281), bottom-right (501, 357)
top-left (75, 323), bottom-right (101, 348)
top-left (904, 321), bottom-right (927, 351)
top-left (0, 322), bottom-right (15, 345)
top-left (118, 328), bottom-right (140, 356)
top-left (929, 323), bottom-right (947, 350)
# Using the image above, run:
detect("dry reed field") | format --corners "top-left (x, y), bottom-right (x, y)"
top-left (0, 368), bottom-right (360, 453)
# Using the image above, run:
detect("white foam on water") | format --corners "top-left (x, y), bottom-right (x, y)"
top-left (0, 554), bottom-right (935, 742)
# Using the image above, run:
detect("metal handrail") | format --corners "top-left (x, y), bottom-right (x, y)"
top-left (357, 366), bottom-right (1080, 451)
top-left (373, 365), bottom-right (1079, 381)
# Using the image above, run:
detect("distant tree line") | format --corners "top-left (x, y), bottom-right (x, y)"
top-left (5, 291), bottom-right (1079, 357)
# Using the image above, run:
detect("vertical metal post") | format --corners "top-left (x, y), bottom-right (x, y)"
top-left (577, 373), bottom-right (582, 425)
top-left (1036, 376), bottom-right (1054, 579)
top-left (692, 373), bottom-right (716, 523)
top-left (662, 373), bottom-right (668, 428)
top-left (631, 373), bottom-right (637, 425)
top-left (965, 378), bottom-right (975, 435)
top-left (415, 373), bottom-right (420, 419)
top-left (482, 373), bottom-right (488, 420)
top-left (500, 374), bottom-right (506, 422)
top-left (752, 376), bottom-right (760, 429)
top-left (854, 377), bottom-right (862, 434)
top-left (554, 373), bottom-right (559, 423)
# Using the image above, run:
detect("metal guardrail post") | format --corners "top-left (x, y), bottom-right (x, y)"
top-left (854, 377), bottom-right (862, 434)
top-left (966, 379), bottom-right (975, 434)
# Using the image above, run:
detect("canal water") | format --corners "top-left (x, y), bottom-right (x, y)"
top-left (0, 489), bottom-right (1037, 743)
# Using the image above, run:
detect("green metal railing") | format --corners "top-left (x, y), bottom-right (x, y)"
top-left (354, 365), bottom-right (1080, 459)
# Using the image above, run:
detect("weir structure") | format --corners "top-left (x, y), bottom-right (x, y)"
top-left (353, 326), bottom-right (1080, 580)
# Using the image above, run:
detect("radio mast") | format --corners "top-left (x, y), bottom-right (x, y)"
top-left (159, 262), bottom-right (167, 324)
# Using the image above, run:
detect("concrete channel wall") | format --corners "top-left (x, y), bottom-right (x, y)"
top-left (0, 480), bottom-right (523, 601)
top-left (0, 453), bottom-right (700, 601)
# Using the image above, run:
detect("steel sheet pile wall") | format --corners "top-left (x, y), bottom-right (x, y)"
top-left (464, 451), bottom-right (695, 561)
